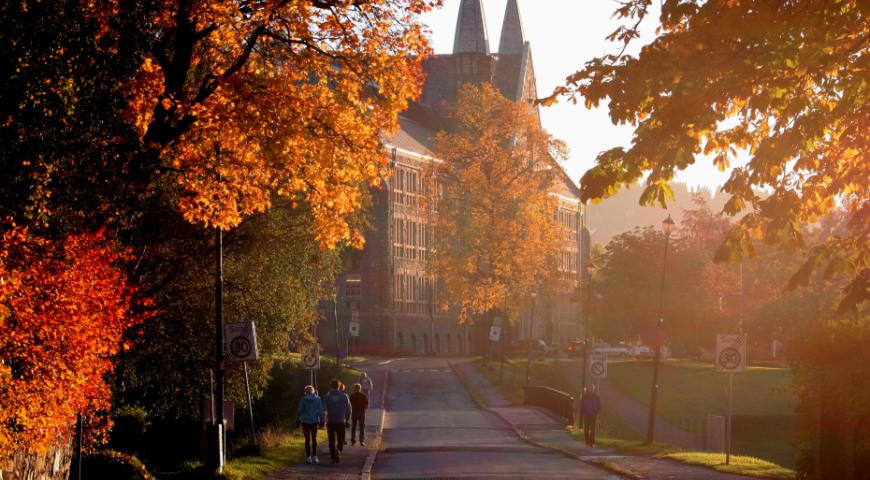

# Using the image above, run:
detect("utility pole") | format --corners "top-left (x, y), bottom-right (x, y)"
top-left (208, 145), bottom-right (225, 474)
top-left (645, 214), bottom-right (675, 445)
top-left (333, 290), bottom-right (341, 364)
top-left (525, 289), bottom-right (537, 384)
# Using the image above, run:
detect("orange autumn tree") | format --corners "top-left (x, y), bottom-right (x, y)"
top-left (94, 0), bottom-right (439, 245)
top-left (431, 84), bottom-right (565, 323)
top-left (0, 225), bottom-right (146, 456)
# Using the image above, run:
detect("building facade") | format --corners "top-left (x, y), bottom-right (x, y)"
top-left (320, 0), bottom-right (587, 356)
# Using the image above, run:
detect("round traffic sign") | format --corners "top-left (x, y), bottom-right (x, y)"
top-left (230, 336), bottom-right (252, 359)
top-left (301, 352), bottom-right (318, 368)
top-left (718, 347), bottom-right (741, 370)
top-left (591, 362), bottom-right (605, 377)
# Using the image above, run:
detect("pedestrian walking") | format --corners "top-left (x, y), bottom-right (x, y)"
top-left (349, 383), bottom-right (369, 446)
top-left (323, 378), bottom-right (352, 463)
top-left (360, 371), bottom-right (374, 398)
top-left (580, 384), bottom-right (602, 447)
top-left (296, 385), bottom-right (324, 464)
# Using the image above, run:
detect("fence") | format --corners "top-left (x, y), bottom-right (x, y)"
top-left (523, 385), bottom-right (575, 424)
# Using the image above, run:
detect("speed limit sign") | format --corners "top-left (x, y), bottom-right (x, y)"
top-left (225, 321), bottom-right (259, 362)
top-left (300, 345), bottom-right (320, 370)
top-left (716, 334), bottom-right (746, 373)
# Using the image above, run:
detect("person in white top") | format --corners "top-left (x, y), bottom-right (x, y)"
top-left (359, 372), bottom-right (373, 398)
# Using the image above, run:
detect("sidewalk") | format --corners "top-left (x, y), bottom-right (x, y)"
top-left (554, 360), bottom-right (694, 449)
top-left (262, 369), bottom-right (386, 480)
top-left (451, 360), bottom-right (757, 480)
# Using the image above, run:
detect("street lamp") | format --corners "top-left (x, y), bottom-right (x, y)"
top-left (645, 214), bottom-right (676, 445)
top-left (580, 262), bottom-right (597, 392)
top-left (525, 288), bottom-right (539, 384)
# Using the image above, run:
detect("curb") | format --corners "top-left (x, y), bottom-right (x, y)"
top-left (449, 361), bottom-right (638, 479)
top-left (448, 361), bottom-right (489, 410)
top-left (360, 369), bottom-right (389, 480)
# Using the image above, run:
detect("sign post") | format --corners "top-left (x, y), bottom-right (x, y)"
top-left (716, 333), bottom-right (746, 465)
top-left (590, 352), bottom-right (607, 393)
top-left (488, 325), bottom-right (502, 342)
top-left (589, 352), bottom-right (607, 379)
top-left (349, 310), bottom-right (360, 357)
top-left (225, 322), bottom-right (259, 445)
top-left (301, 345), bottom-right (321, 370)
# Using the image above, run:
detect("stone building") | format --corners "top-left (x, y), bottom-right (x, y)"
top-left (319, 0), bottom-right (586, 356)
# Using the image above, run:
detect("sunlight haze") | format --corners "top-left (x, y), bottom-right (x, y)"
top-left (419, 0), bottom-right (735, 192)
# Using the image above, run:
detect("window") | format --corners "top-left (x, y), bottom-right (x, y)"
top-left (345, 275), bottom-right (361, 297)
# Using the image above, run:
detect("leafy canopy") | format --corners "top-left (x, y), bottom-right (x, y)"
top-left (0, 225), bottom-right (148, 456)
top-left (90, 0), bottom-right (440, 246)
top-left (543, 0), bottom-right (868, 310)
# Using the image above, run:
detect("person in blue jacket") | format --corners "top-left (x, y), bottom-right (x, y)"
top-left (323, 379), bottom-right (352, 463)
top-left (297, 385), bottom-right (324, 464)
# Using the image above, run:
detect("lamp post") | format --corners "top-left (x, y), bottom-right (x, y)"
top-left (579, 262), bottom-right (597, 392)
top-left (525, 288), bottom-right (538, 384)
top-left (645, 214), bottom-right (676, 445)
top-left (332, 289), bottom-right (341, 364)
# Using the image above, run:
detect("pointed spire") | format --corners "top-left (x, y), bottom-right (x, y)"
top-left (498, 0), bottom-right (525, 55)
top-left (453, 0), bottom-right (489, 54)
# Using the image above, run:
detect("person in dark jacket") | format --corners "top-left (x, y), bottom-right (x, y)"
top-left (323, 378), bottom-right (352, 463)
top-left (580, 384), bottom-right (602, 447)
top-left (349, 383), bottom-right (369, 446)
top-left (296, 385), bottom-right (324, 464)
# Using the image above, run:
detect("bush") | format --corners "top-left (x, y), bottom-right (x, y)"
top-left (110, 405), bottom-right (150, 454)
top-left (254, 357), bottom-right (360, 428)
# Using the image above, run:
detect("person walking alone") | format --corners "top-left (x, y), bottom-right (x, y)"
top-left (580, 384), bottom-right (602, 447)
top-left (323, 379), bottom-right (352, 463)
top-left (296, 385), bottom-right (324, 464)
top-left (349, 383), bottom-right (369, 446)
top-left (360, 371), bottom-right (374, 398)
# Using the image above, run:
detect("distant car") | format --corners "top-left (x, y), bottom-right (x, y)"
top-left (593, 346), bottom-right (629, 358)
top-left (628, 344), bottom-right (654, 359)
top-left (565, 339), bottom-right (586, 357)
top-left (507, 339), bottom-right (552, 357)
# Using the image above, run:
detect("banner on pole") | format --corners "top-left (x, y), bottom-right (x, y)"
top-left (716, 333), bottom-right (747, 373)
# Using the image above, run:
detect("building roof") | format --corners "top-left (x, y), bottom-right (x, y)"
top-left (453, 0), bottom-right (490, 54)
top-left (498, 0), bottom-right (525, 56)
top-left (383, 0), bottom-right (581, 200)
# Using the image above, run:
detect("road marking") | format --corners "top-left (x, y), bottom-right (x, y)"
top-left (377, 357), bottom-right (408, 365)
top-left (394, 368), bottom-right (451, 373)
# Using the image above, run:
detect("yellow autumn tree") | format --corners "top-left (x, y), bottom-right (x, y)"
top-left (431, 83), bottom-right (566, 323)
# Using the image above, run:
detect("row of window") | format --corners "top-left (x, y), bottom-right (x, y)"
top-left (555, 208), bottom-right (580, 241)
top-left (388, 165), bottom-right (446, 208)
top-left (396, 331), bottom-right (465, 354)
top-left (391, 217), bottom-right (435, 261)
top-left (393, 271), bottom-right (438, 314)
top-left (558, 250), bottom-right (580, 274)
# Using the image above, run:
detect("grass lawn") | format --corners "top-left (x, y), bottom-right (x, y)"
top-left (220, 430), bottom-right (307, 480)
top-left (606, 359), bottom-right (797, 467)
top-left (660, 451), bottom-right (795, 479)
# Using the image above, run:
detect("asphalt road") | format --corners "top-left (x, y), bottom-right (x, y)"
top-left (369, 357), bottom-right (620, 480)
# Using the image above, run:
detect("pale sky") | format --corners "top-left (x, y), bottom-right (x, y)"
top-left (418, 0), bottom-right (733, 192)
